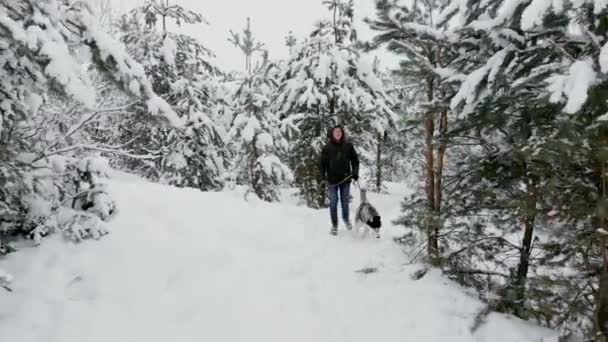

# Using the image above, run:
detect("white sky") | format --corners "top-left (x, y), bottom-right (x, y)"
top-left (108, 0), bottom-right (398, 72)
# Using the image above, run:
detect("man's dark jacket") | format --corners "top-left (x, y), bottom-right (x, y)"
top-left (320, 127), bottom-right (359, 185)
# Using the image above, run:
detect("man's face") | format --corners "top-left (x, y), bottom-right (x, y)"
top-left (332, 128), bottom-right (343, 141)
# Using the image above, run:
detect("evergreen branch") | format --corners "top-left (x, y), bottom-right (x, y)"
top-left (445, 236), bottom-right (509, 260)
top-left (61, 188), bottom-right (106, 207)
top-left (38, 138), bottom-right (156, 162)
top-left (444, 268), bottom-right (509, 278)
top-left (63, 102), bottom-right (137, 139)
top-left (553, 282), bottom-right (593, 327)
top-left (547, 39), bottom-right (575, 62)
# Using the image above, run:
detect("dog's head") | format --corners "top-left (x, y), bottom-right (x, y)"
top-left (368, 215), bottom-right (381, 229)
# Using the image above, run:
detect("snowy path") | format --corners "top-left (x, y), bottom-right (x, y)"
top-left (0, 175), bottom-right (555, 342)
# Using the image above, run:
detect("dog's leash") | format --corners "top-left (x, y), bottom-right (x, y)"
top-left (327, 176), bottom-right (364, 191)
top-left (327, 175), bottom-right (352, 188)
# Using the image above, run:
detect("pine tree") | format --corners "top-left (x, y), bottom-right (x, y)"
top-left (227, 62), bottom-right (293, 202)
top-left (366, 0), bottom-right (608, 336)
top-left (357, 57), bottom-right (397, 192)
top-left (276, 0), bottom-right (393, 207)
top-left (367, 0), bottom-right (462, 265)
top-left (285, 31), bottom-right (298, 56)
top-left (382, 73), bottom-right (422, 185)
top-left (424, 0), bottom-right (608, 337)
top-left (229, 17), bottom-right (266, 74)
top-left (116, 0), bottom-right (226, 190)
top-left (226, 20), bottom-right (293, 202)
top-left (161, 68), bottom-right (227, 189)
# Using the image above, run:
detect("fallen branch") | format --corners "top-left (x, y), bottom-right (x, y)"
top-left (355, 267), bottom-right (379, 274)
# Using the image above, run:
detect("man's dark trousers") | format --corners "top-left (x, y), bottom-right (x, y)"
top-left (329, 182), bottom-right (350, 227)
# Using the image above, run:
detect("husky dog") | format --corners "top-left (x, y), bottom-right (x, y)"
top-left (354, 187), bottom-right (382, 238)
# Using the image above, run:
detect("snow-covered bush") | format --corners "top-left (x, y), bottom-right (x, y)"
top-left (25, 156), bottom-right (115, 244)
top-left (1, 154), bottom-right (116, 249)
top-left (0, 0), bottom-right (175, 250)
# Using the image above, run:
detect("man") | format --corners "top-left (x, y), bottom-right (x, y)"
top-left (319, 125), bottom-right (360, 236)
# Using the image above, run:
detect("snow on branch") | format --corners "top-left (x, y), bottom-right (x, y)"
top-left (450, 49), bottom-right (509, 116)
top-left (469, 0), bottom-right (527, 31)
top-left (521, 0), bottom-right (555, 30)
top-left (547, 57), bottom-right (597, 114)
top-left (1, 0), bottom-right (182, 128)
top-left (42, 143), bottom-right (160, 161)
top-left (67, 2), bottom-right (183, 127)
top-left (0, 12), bottom-right (97, 108)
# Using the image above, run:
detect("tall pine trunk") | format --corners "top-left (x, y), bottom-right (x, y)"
top-left (162, 0), bottom-right (169, 32)
top-left (316, 104), bottom-right (326, 208)
top-left (250, 134), bottom-right (261, 198)
top-left (424, 78), bottom-right (439, 264)
top-left (512, 174), bottom-right (537, 316)
top-left (434, 110), bottom-right (447, 214)
top-left (332, 2), bottom-right (339, 44)
top-left (511, 111), bottom-right (538, 316)
top-left (376, 132), bottom-right (383, 192)
top-left (595, 161), bottom-right (608, 342)
top-left (596, 231), bottom-right (608, 342)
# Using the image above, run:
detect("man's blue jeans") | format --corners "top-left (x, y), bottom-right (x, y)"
top-left (329, 182), bottom-right (350, 227)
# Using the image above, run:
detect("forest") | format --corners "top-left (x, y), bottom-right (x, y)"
top-left (2, 0), bottom-right (608, 340)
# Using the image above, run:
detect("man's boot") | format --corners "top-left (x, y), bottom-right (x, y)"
top-left (345, 220), bottom-right (353, 231)
top-left (330, 225), bottom-right (338, 236)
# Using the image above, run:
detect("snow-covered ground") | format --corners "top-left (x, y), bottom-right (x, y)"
top-left (0, 174), bottom-right (557, 342)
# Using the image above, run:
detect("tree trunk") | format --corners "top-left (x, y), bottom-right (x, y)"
top-left (332, 2), bottom-right (338, 44)
top-left (376, 132), bottom-right (383, 192)
top-left (596, 162), bottom-right (608, 342)
top-left (596, 242), bottom-right (608, 342)
top-left (513, 175), bottom-right (537, 316)
top-left (434, 111), bottom-right (447, 212)
top-left (434, 111), bottom-right (447, 214)
top-left (250, 135), bottom-right (260, 198)
top-left (317, 104), bottom-right (326, 208)
top-left (424, 78), bottom-right (438, 263)
top-left (162, 0), bottom-right (169, 33)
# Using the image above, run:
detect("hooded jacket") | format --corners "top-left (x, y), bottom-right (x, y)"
top-left (319, 126), bottom-right (359, 185)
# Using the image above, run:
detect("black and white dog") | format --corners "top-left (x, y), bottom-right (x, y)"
top-left (354, 187), bottom-right (382, 238)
